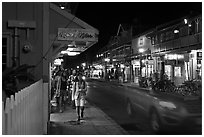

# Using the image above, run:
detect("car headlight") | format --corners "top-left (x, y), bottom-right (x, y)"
top-left (159, 101), bottom-right (177, 110)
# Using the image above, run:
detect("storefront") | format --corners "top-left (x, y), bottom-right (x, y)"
top-left (154, 49), bottom-right (202, 86)
top-left (132, 59), bottom-right (140, 83)
top-left (141, 58), bottom-right (154, 78)
top-left (91, 64), bottom-right (103, 78)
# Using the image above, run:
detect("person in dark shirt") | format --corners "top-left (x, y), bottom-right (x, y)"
top-left (58, 70), bottom-right (68, 113)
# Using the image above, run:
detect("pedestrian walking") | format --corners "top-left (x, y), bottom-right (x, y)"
top-left (72, 72), bottom-right (87, 122)
top-left (69, 69), bottom-right (77, 109)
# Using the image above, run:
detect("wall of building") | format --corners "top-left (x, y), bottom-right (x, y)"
top-left (2, 2), bottom-right (44, 80)
top-left (132, 35), bottom-right (152, 54)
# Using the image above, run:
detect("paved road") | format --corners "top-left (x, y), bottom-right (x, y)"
top-left (86, 79), bottom-right (201, 135)
top-left (86, 79), bottom-right (153, 135)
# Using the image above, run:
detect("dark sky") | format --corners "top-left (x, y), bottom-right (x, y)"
top-left (66, 2), bottom-right (202, 67)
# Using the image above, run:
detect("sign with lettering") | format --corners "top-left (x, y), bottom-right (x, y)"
top-left (58, 28), bottom-right (98, 42)
top-left (197, 52), bottom-right (202, 60)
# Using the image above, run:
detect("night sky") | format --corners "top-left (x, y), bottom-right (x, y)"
top-left (65, 2), bottom-right (202, 68)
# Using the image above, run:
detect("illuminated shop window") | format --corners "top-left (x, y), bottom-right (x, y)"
top-left (165, 65), bottom-right (171, 79)
top-left (174, 66), bottom-right (181, 77)
top-left (2, 37), bottom-right (7, 71)
top-left (139, 37), bottom-right (144, 46)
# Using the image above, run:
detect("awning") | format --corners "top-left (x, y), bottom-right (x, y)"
top-left (49, 3), bottom-right (99, 58)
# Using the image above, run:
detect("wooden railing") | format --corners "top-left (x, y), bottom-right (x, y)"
top-left (2, 79), bottom-right (45, 135)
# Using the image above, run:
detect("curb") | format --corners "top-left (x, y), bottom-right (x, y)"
top-left (91, 78), bottom-right (150, 92)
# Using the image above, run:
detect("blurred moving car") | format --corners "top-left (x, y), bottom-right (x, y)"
top-left (125, 85), bottom-right (202, 134)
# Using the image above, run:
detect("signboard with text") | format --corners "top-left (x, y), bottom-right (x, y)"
top-left (58, 28), bottom-right (98, 42)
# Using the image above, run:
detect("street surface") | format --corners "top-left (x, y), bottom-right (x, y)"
top-left (86, 79), bottom-right (153, 135)
top-left (86, 79), bottom-right (201, 135)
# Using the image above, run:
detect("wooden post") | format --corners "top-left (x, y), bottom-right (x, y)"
top-left (10, 95), bottom-right (15, 134)
top-left (42, 3), bottom-right (50, 134)
top-left (5, 98), bottom-right (11, 134)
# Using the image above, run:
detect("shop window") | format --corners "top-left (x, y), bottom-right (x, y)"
top-left (189, 20), bottom-right (196, 35)
top-left (165, 65), bottom-right (171, 80)
top-left (174, 66), bottom-right (181, 77)
top-left (198, 18), bottom-right (202, 33)
top-left (2, 37), bottom-right (8, 71)
top-left (179, 26), bottom-right (188, 37)
top-left (151, 36), bottom-right (155, 45)
top-left (160, 33), bottom-right (165, 42)
top-left (139, 37), bottom-right (144, 46)
top-left (166, 31), bottom-right (174, 41)
top-left (155, 35), bottom-right (159, 44)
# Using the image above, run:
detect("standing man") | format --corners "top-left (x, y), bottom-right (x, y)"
top-left (73, 72), bottom-right (87, 122)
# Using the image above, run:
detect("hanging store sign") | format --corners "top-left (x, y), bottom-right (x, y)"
top-left (58, 28), bottom-right (98, 42)
top-left (164, 54), bottom-right (184, 60)
top-left (197, 52), bottom-right (202, 60)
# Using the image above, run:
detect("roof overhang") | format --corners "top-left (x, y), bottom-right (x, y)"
top-left (50, 3), bottom-right (99, 58)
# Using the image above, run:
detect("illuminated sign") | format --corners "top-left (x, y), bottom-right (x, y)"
top-left (58, 28), bottom-right (98, 41)
top-left (139, 37), bottom-right (144, 46)
top-left (197, 52), bottom-right (202, 59)
top-left (165, 54), bottom-right (184, 60)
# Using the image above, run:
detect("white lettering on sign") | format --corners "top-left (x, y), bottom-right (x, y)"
top-left (58, 28), bottom-right (98, 42)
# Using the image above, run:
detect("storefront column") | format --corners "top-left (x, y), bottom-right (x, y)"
top-left (160, 55), bottom-right (165, 80)
top-left (130, 64), bottom-right (133, 82)
top-left (42, 3), bottom-right (50, 134)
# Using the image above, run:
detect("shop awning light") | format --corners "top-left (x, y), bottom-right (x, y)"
top-left (139, 48), bottom-right (144, 53)
top-left (61, 50), bottom-right (80, 56)
top-left (67, 52), bottom-right (80, 56)
top-left (82, 63), bottom-right (86, 67)
top-left (104, 58), bottom-right (110, 62)
top-left (67, 47), bottom-right (74, 51)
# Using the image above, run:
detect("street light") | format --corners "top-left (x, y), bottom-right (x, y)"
top-left (60, 6), bottom-right (65, 10)
top-left (184, 19), bottom-right (188, 24)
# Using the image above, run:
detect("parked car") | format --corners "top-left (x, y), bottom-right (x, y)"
top-left (125, 85), bottom-right (202, 134)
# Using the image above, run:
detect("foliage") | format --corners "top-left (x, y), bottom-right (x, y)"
top-left (2, 64), bottom-right (35, 99)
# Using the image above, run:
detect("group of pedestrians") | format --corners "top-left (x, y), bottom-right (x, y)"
top-left (51, 66), bottom-right (88, 122)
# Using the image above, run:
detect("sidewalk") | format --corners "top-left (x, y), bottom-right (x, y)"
top-left (48, 102), bottom-right (128, 135)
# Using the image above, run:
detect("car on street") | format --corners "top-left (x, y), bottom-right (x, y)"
top-left (125, 86), bottom-right (202, 134)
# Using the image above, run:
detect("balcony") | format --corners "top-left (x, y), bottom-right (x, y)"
top-left (152, 32), bottom-right (202, 55)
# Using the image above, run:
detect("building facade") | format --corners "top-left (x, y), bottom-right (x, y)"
top-left (131, 30), bottom-right (153, 84)
top-left (93, 14), bottom-right (202, 87)
top-left (94, 25), bottom-right (132, 82)
top-left (148, 15), bottom-right (202, 85)
top-left (2, 2), bottom-right (98, 134)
